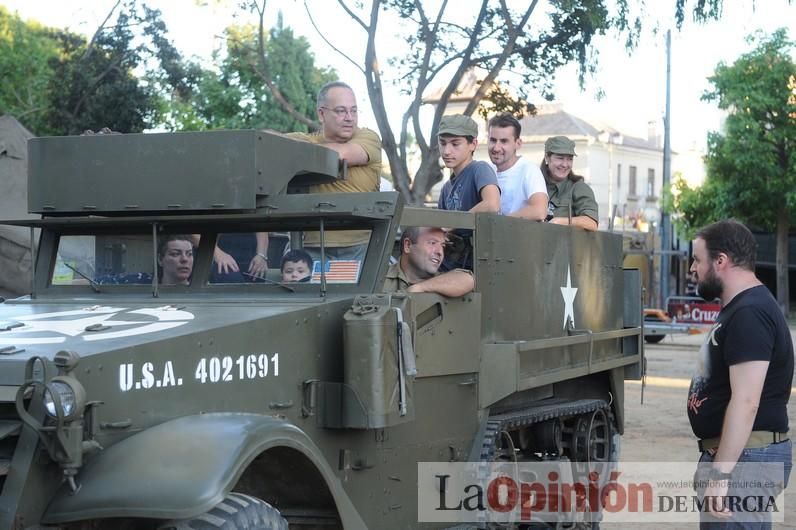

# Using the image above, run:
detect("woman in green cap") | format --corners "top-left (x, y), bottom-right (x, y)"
top-left (541, 136), bottom-right (598, 231)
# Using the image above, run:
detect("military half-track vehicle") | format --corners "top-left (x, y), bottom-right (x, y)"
top-left (0, 130), bottom-right (643, 529)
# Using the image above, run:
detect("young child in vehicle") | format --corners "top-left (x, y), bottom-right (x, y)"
top-left (280, 249), bottom-right (313, 282)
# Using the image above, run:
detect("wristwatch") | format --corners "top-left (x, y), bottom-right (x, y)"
top-left (708, 468), bottom-right (732, 481)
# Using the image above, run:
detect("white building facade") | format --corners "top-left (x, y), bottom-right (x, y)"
top-left (472, 104), bottom-right (664, 231)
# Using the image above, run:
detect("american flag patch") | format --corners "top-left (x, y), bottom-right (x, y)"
top-left (310, 260), bottom-right (361, 284)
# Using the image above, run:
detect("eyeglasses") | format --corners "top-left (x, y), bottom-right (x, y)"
top-left (321, 106), bottom-right (358, 118)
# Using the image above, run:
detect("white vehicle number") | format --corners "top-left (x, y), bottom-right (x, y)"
top-left (194, 353), bottom-right (279, 384)
top-left (119, 353), bottom-right (279, 392)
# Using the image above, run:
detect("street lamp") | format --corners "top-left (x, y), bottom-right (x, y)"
top-left (600, 131), bottom-right (621, 230)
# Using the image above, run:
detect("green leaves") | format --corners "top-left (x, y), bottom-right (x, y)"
top-left (161, 18), bottom-right (335, 132)
top-left (0, 6), bottom-right (61, 134)
top-left (701, 29), bottom-right (796, 223)
top-left (672, 28), bottom-right (795, 311)
top-left (1, 2), bottom-right (333, 136)
top-left (45, 7), bottom-right (159, 135)
top-left (674, 29), bottom-right (796, 234)
top-left (1, 3), bottom-right (194, 135)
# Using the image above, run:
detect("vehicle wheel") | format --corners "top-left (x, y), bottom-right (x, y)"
top-left (562, 410), bottom-right (615, 530)
top-left (569, 408), bottom-right (612, 464)
top-left (644, 334), bottom-right (665, 344)
top-left (158, 493), bottom-right (288, 530)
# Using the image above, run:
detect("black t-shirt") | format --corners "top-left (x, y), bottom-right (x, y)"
top-left (687, 285), bottom-right (793, 440)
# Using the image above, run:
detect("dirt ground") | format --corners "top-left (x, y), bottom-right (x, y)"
top-left (611, 328), bottom-right (796, 529)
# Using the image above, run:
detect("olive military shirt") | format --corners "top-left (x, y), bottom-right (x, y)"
top-left (383, 262), bottom-right (473, 293)
top-left (287, 128), bottom-right (382, 247)
top-left (546, 177), bottom-right (598, 223)
top-left (383, 262), bottom-right (413, 293)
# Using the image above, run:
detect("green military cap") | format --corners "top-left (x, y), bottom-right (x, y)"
top-left (438, 114), bottom-right (478, 138)
top-left (545, 135), bottom-right (577, 156)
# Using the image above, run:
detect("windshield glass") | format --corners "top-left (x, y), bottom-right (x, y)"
top-left (50, 226), bottom-right (373, 289)
top-left (52, 233), bottom-right (195, 287)
top-left (208, 228), bottom-right (370, 286)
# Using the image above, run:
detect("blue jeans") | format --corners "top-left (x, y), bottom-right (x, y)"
top-left (697, 439), bottom-right (792, 529)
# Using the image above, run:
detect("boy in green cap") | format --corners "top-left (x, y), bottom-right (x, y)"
top-left (436, 114), bottom-right (500, 269)
top-left (437, 114), bottom-right (500, 214)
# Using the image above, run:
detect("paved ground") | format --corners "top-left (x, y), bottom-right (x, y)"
top-left (610, 329), bottom-right (796, 529)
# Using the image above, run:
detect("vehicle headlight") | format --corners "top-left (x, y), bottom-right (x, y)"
top-left (43, 377), bottom-right (86, 421)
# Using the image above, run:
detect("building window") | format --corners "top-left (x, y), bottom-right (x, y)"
top-left (616, 164), bottom-right (622, 189)
top-left (647, 168), bottom-right (655, 197)
top-left (629, 165), bottom-right (637, 196)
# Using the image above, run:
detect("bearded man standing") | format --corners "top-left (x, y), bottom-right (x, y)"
top-left (688, 219), bottom-right (792, 528)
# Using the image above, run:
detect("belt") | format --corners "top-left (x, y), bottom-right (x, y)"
top-left (698, 431), bottom-right (789, 452)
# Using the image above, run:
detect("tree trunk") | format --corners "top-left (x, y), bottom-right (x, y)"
top-left (361, 2), bottom-right (412, 202)
top-left (775, 205), bottom-right (790, 316)
top-left (411, 148), bottom-right (444, 205)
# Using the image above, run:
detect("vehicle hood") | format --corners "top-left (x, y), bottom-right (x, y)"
top-left (0, 298), bottom-right (338, 362)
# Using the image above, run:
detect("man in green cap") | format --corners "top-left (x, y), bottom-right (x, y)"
top-left (541, 135), bottom-right (598, 231)
top-left (436, 114), bottom-right (500, 270)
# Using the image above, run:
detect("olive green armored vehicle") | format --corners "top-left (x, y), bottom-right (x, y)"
top-left (0, 130), bottom-right (643, 529)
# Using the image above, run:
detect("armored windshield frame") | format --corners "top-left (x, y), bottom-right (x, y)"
top-left (5, 192), bottom-right (404, 299)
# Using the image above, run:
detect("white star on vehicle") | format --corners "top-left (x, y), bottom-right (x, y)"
top-left (0, 306), bottom-right (196, 345)
top-left (11, 313), bottom-right (147, 337)
top-left (560, 265), bottom-right (578, 329)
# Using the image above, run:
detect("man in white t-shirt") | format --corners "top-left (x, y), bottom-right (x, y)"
top-left (487, 114), bottom-right (547, 220)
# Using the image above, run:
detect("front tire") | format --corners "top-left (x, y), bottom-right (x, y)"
top-left (158, 493), bottom-right (288, 530)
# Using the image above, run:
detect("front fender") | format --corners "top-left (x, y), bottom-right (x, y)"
top-left (42, 413), bottom-right (359, 526)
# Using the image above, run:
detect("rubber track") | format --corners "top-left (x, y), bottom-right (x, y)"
top-left (478, 398), bottom-right (609, 462)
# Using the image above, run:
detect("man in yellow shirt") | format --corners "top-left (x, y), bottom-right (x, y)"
top-left (288, 81), bottom-right (383, 261)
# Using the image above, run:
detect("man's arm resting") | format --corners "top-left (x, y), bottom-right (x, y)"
top-left (287, 130), bottom-right (376, 185)
top-left (509, 192), bottom-right (547, 221)
top-left (549, 215), bottom-right (598, 231)
top-left (322, 141), bottom-right (369, 166)
top-left (470, 184), bottom-right (501, 214)
top-left (407, 270), bottom-right (474, 297)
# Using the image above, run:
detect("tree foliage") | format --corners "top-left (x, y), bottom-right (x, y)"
top-left (2, 1), bottom-right (335, 136)
top-left (165, 14), bottom-right (335, 132)
top-left (702, 29), bottom-right (796, 225)
top-left (670, 29), bottom-right (796, 313)
top-left (666, 175), bottom-right (726, 240)
top-left (0, 6), bottom-right (63, 134)
top-left (46, 13), bottom-right (152, 134)
top-left (45, 1), bottom-right (195, 135)
top-left (1, 1), bottom-right (209, 135)
top-left (298, 0), bottom-right (742, 203)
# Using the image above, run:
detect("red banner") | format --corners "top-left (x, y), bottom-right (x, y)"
top-left (667, 300), bottom-right (721, 325)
